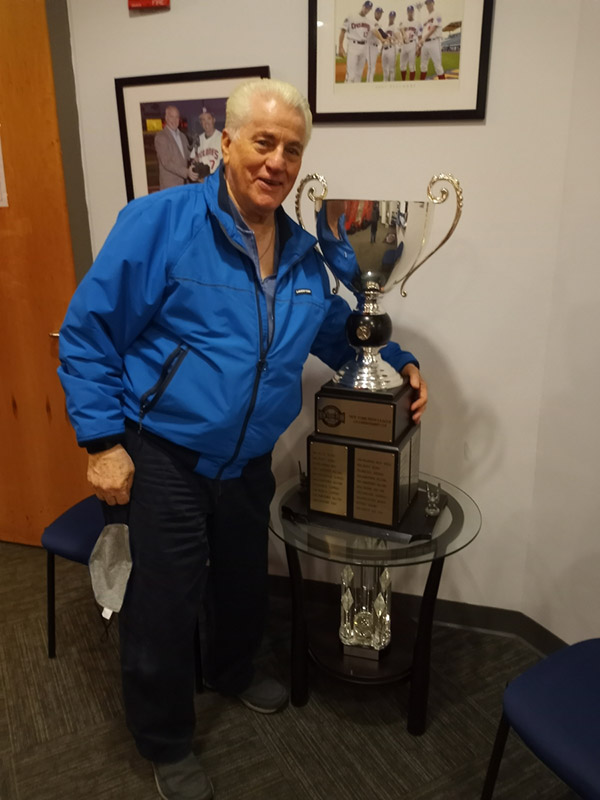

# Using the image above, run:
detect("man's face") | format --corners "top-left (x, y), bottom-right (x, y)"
top-left (360, 3), bottom-right (371, 16)
top-left (222, 95), bottom-right (305, 222)
top-left (408, 10), bottom-right (414, 19)
top-left (164, 107), bottom-right (180, 130)
top-left (200, 112), bottom-right (215, 136)
top-left (375, 9), bottom-right (382, 20)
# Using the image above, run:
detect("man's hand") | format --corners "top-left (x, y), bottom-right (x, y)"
top-left (87, 445), bottom-right (135, 505)
top-left (401, 363), bottom-right (428, 423)
top-left (187, 164), bottom-right (200, 182)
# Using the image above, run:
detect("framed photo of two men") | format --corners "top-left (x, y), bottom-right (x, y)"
top-left (115, 65), bottom-right (270, 201)
top-left (308, 0), bottom-right (494, 122)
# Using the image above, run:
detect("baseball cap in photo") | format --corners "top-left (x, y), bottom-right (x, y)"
top-left (390, 10), bottom-right (397, 15)
top-left (375, 6), bottom-right (383, 12)
top-left (363, 1), bottom-right (373, 7)
top-left (407, 4), bottom-right (414, 10)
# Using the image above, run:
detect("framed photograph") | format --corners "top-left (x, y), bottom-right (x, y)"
top-left (308, 0), bottom-right (494, 122)
top-left (115, 66), bottom-right (270, 201)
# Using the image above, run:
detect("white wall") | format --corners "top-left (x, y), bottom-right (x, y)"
top-left (523, 5), bottom-right (600, 643)
top-left (66, 0), bottom-right (600, 641)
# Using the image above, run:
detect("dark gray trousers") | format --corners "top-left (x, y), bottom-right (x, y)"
top-left (117, 426), bottom-right (275, 763)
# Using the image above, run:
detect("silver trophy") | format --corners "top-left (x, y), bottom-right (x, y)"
top-left (295, 174), bottom-right (463, 390)
top-left (295, 174), bottom-right (463, 532)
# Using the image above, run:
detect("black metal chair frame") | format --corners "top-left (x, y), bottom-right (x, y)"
top-left (480, 712), bottom-right (511, 799)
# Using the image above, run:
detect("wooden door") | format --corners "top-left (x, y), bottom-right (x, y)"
top-left (0, 0), bottom-right (90, 545)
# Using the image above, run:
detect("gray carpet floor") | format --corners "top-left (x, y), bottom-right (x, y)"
top-left (0, 540), bottom-right (577, 800)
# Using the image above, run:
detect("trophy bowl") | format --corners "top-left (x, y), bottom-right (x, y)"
top-left (295, 174), bottom-right (463, 391)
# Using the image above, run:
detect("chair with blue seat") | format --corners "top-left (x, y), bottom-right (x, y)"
top-left (41, 495), bottom-right (105, 658)
top-left (41, 495), bottom-right (205, 690)
top-left (481, 637), bottom-right (600, 799)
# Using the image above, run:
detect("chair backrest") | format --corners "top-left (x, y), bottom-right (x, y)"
top-left (41, 496), bottom-right (105, 564)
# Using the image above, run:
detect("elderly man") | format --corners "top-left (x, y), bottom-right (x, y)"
top-left (58, 78), bottom-right (427, 800)
top-left (154, 104), bottom-right (191, 190)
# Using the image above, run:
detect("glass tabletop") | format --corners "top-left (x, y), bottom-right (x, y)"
top-left (269, 473), bottom-right (482, 567)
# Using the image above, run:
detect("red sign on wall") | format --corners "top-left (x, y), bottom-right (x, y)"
top-left (129, 0), bottom-right (170, 9)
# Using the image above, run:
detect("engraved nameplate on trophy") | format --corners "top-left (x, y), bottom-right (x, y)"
top-left (307, 425), bottom-right (421, 529)
top-left (315, 382), bottom-right (413, 443)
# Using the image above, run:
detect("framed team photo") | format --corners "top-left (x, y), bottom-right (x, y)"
top-left (308, 0), bottom-right (494, 122)
top-left (115, 66), bottom-right (270, 201)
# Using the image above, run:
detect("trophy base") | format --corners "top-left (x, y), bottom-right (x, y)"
top-left (315, 381), bottom-right (413, 444)
top-left (307, 424), bottom-right (421, 531)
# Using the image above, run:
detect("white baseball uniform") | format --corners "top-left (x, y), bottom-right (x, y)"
top-left (190, 129), bottom-right (222, 179)
top-left (400, 16), bottom-right (420, 73)
top-left (381, 20), bottom-right (401, 81)
top-left (341, 13), bottom-right (371, 83)
top-left (366, 17), bottom-right (384, 82)
top-left (420, 7), bottom-right (444, 77)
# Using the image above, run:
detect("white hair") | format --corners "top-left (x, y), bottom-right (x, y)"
top-left (225, 78), bottom-right (313, 146)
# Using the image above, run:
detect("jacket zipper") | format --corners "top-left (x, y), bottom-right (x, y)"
top-left (137, 344), bottom-right (189, 431)
top-left (214, 220), bottom-right (281, 479)
top-left (214, 214), bottom-right (314, 478)
top-left (215, 280), bottom-right (273, 479)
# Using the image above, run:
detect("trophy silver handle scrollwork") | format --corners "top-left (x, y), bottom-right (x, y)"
top-left (295, 174), bottom-right (341, 295)
top-left (398, 173), bottom-right (463, 297)
top-left (294, 173), bottom-right (328, 228)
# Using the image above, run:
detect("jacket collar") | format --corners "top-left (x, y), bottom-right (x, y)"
top-left (205, 166), bottom-right (318, 273)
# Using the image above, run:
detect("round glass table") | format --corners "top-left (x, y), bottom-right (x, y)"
top-left (269, 473), bottom-right (481, 734)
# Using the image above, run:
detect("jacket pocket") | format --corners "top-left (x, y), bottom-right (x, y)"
top-left (139, 344), bottom-right (189, 421)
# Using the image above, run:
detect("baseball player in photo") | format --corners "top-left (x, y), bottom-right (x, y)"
top-left (381, 10), bottom-right (401, 82)
top-left (189, 107), bottom-right (222, 182)
top-left (339, 1), bottom-right (375, 83)
top-left (399, 4), bottom-right (420, 80)
top-left (419, 0), bottom-right (445, 80)
top-left (365, 6), bottom-right (387, 82)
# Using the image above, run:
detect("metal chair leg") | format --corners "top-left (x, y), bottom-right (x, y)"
top-left (481, 712), bottom-right (511, 799)
top-left (47, 551), bottom-right (56, 658)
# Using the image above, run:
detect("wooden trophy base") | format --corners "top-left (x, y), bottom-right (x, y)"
top-left (307, 379), bottom-right (421, 531)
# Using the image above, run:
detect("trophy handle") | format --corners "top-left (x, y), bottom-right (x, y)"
top-left (294, 173), bottom-right (328, 229)
top-left (294, 173), bottom-right (341, 294)
top-left (399, 173), bottom-right (463, 298)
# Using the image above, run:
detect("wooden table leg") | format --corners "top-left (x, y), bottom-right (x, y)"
top-left (285, 542), bottom-right (309, 706)
top-left (407, 556), bottom-right (445, 734)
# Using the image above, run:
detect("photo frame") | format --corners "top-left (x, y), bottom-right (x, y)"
top-left (308, 0), bottom-right (494, 122)
top-left (115, 66), bottom-right (270, 201)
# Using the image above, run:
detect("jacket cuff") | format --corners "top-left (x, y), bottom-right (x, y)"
top-left (83, 435), bottom-right (126, 454)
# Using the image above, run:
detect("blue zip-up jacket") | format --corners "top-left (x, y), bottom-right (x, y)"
top-left (58, 169), bottom-right (417, 479)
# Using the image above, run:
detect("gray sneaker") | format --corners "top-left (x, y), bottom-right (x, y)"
top-left (238, 676), bottom-right (288, 714)
top-left (152, 753), bottom-right (214, 800)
